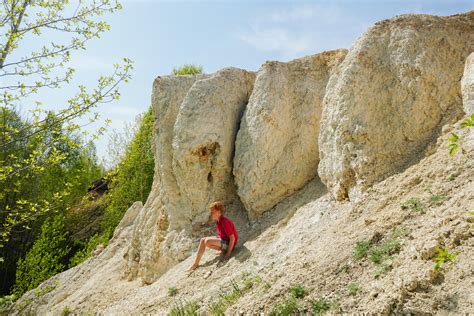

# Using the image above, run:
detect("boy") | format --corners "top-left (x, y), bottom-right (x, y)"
top-left (188, 201), bottom-right (238, 271)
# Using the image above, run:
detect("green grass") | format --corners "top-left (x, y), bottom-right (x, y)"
top-left (209, 280), bottom-right (243, 315)
top-left (347, 282), bottom-right (361, 296)
top-left (354, 240), bottom-right (371, 259)
top-left (168, 286), bottom-right (178, 297)
top-left (288, 284), bottom-right (307, 299)
top-left (354, 230), bottom-right (405, 278)
top-left (61, 306), bottom-right (72, 316)
top-left (169, 300), bottom-right (200, 316)
top-left (172, 64), bottom-right (203, 75)
top-left (269, 296), bottom-right (300, 316)
top-left (429, 194), bottom-right (448, 206)
top-left (400, 197), bottom-right (426, 214)
top-left (311, 298), bottom-right (332, 315)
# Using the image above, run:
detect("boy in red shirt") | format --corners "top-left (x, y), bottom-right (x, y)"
top-left (188, 201), bottom-right (238, 271)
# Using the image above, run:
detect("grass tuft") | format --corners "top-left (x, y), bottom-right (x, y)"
top-left (172, 64), bottom-right (203, 76)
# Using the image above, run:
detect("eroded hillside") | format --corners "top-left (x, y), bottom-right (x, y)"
top-left (11, 11), bottom-right (474, 315)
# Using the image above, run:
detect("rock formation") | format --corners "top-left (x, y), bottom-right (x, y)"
top-left (318, 12), bottom-right (474, 201)
top-left (173, 68), bottom-right (255, 224)
top-left (124, 69), bottom-right (255, 284)
top-left (234, 50), bottom-right (347, 219)
top-left (462, 52), bottom-right (474, 114)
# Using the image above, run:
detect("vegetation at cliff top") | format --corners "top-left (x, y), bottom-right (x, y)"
top-left (172, 64), bottom-right (203, 75)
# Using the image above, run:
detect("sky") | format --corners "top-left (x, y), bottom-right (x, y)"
top-left (9, 0), bottom-right (474, 162)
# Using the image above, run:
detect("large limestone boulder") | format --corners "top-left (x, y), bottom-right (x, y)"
top-left (124, 74), bottom-right (208, 283)
top-left (318, 12), bottom-right (474, 201)
top-left (172, 68), bottom-right (255, 224)
top-left (462, 53), bottom-right (474, 114)
top-left (124, 69), bottom-right (255, 283)
top-left (233, 50), bottom-right (347, 219)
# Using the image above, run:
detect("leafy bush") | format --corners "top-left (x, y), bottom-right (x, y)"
top-left (70, 108), bottom-right (155, 267)
top-left (168, 286), bottom-right (178, 297)
top-left (400, 197), bottom-right (425, 214)
top-left (288, 284), bottom-right (307, 299)
top-left (354, 240), bottom-right (371, 259)
top-left (311, 298), bottom-right (331, 315)
top-left (13, 215), bottom-right (70, 297)
top-left (354, 230), bottom-right (405, 278)
top-left (172, 64), bottom-right (203, 75)
top-left (448, 114), bottom-right (474, 155)
top-left (68, 233), bottom-right (110, 268)
top-left (433, 247), bottom-right (459, 271)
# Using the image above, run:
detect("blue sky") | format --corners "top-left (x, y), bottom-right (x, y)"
top-left (13, 0), bottom-right (474, 161)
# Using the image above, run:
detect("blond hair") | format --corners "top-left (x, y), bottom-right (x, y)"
top-left (209, 201), bottom-right (225, 213)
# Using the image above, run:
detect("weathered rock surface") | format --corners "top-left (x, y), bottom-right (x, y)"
top-left (234, 50), bottom-right (347, 219)
top-left (173, 68), bottom-right (255, 224)
top-left (318, 12), bottom-right (474, 201)
top-left (124, 74), bottom-right (208, 283)
top-left (462, 52), bottom-right (474, 114)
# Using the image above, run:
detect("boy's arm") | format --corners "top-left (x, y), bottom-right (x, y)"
top-left (224, 234), bottom-right (235, 259)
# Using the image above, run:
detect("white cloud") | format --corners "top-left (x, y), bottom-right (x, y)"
top-left (238, 3), bottom-right (349, 58)
top-left (239, 27), bottom-right (311, 57)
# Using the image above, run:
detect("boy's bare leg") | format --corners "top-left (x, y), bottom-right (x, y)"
top-left (188, 237), bottom-right (222, 271)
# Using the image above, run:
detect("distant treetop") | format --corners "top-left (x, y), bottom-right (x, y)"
top-left (172, 64), bottom-right (203, 75)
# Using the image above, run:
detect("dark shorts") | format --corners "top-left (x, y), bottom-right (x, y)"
top-left (220, 238), bottom-right (229, 250)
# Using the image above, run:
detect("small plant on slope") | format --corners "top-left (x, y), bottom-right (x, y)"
top-left (311, 297), bottom-right (332, 315)
top-left (433, 247), bottom-right (460, 271)
top-left (354, 240), bottom-right (371, 259)
top-left (169, 300), bottom-right (200, 316)
top-left (168, 286), bottom-right (178, 297)
top-left (269, 296), bottom-right (300, 316)
top-left (448, 113), bottom-right (474, 156)
top-left (288, 284), bottom-right (307, 299)
top-left (400, 197), bottom-right (426, 214)
top-left (347, 282), bottom-right (361, 296)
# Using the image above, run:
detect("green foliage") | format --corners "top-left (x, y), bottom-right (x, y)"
top-left (209, 280), bottom-right (242, 315)
top-left (61, 306), bottom-right (72, 316)
top-left (168, 287), bottom-right (178, 297)
top-left (269, 296), bottom-right (300, 316)
top-left (347, 282), bottom-right (361, 296)
top-left (311, 298), bottom-right (332, 315)
top-left (433, 247), bottom-right (459, 271)
top-left (172, 64), bottom-right (203, 76)
top-left (448, 114), bottom-right (474, 156)
top-left (70, 108), bottom-right (155, 267)
top-left (354, 230), bottom-right (405, 278)
top-left (101, 107), bottom-right (154, 234)
top-left (0, 294), bottom-right (16, 313)
top-left (354, 240), bottom-right (371, 259)
top-left (0, 0), bottom-right (132, 250)
top-left (169, 300), bottom-right (200, 316)
top-left (68, 233), bottom-right (109, 268)
top-left (288, 284), bottom-right (307, 299)
top-left (13, 215), bottom-right (69, 297)
top-left (35, 282), bottom-right (59, 297)
top-left (429, 194), bottom-right (448, 206)
top-left (400, 197), bottom-right (426, 214)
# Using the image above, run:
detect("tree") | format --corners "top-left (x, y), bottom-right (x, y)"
top-left (12, 215), bottom-right (69, 297)
top-left (69, 107), bottom-right (155, 266)
top-left (0, 0), bottom-right (133, 250)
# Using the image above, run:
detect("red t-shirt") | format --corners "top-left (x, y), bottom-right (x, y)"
top-left (216, 215), bottom-right (238, 244)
